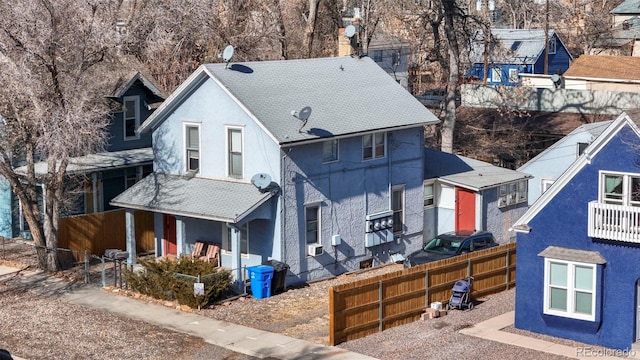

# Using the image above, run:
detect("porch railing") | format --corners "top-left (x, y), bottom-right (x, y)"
top-left (588, 201), bottom-right (640, 243)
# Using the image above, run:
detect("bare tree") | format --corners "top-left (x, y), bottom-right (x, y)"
top-left (0, 0), bottom-right (119, 270)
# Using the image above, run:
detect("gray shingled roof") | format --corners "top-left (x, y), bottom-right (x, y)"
top-left (538, 246), bottom-right (606, 264)
top-left (16, 148), bottom-right (154, 177)
top-left (470, 29), bottom-right (557, 65)
top-left (423, 147), bottom-right (531, 191)
top-left (611, 0), bottom-right (640, 14)
top-left (110, 173), bottom-right (275, 223)
top-left (141, 57), bottom-right (439, 144)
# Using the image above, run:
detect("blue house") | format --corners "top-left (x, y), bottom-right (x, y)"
top-left (423, 147), bottom-right (530, 243)
top-left (468, 29), bottom-right (573, 85)
top-left (9, 72), bottom-right (164, 238)
top-left (110, 56), bottom-right (440, 286)
top-left (518, 120), bottom-right (613, 205)
top-left (512, 113), bottom-right (640, 351)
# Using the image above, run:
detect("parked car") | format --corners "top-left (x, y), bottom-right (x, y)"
top-left (405, 230), bottom-right (497, 267)
top-left (415, 88), bottom-right (461, 109)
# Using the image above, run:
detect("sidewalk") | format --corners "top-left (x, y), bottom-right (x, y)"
top-left (0, 265), bottom-right (376, 360)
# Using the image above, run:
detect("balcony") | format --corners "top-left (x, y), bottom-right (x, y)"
top-left (588, 201), bottom-right (640, 243)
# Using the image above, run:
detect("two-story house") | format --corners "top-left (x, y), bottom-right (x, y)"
top-left (7, 71), bottom-right (164, 239)
top-left (111, 56), bottom-right (440, 287)
top-left (512, 113), bottom-right (640, 351)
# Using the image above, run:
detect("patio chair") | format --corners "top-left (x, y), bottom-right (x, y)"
top-left (191, 241), bottom-right (205, 259)
top-left (200, 243), bottom-right (221, 267)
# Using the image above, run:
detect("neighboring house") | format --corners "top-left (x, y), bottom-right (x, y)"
top-left (561, 55), bottom-right (640, 92)
top-left (110, 56), bottom-right (440, 287)
top-left (512, 113), bottom-right (640, 351)
top-left (590, 17), bottom-right (640, 56)
top-left (611, 0), bottom-right (640, 27)
top-left (423, 147), bottom-right (530, 243)
top-left (518, 121), bottom-right (613, 205)
top-left (467, 29), bottom-right (573, 85)
top-left (9, 72), bottom-right (164, 238)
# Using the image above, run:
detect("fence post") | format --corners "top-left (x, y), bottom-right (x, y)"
top-left (84, 250), bottom-right (89, 284)
top-left (467, 258), bottom-right (472, 278)
top-left (424, 269), bottom-right (429, 309)
top-left (506, 248), bottom-right (510, 290)
top-left (378, 280), bottom-right (383, 332)
top-left (100, 256), bottom-right (106, 288)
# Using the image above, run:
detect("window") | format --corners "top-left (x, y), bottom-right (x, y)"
top-left (577, 142), bottom-right (589, 157)
top-left (373, 50), bottom-right (383, 62)
top-left (123, 96), bottom-right (140, 140)
top-left (322, 139), bottom-right (338, 163)
top-left (363, 132), bottom-right (386, 160)
top-left (544, 258), bottom-right (596, 321)
top-left (305, 205), bottom-right (320, 244)
top-left (549, 37), bottom-right (557, 54)
top-left (508, 68), bottom-right (519, 82)
top-left (491, 67), bottom-right (502, 83)
top-left (498, 180), bottom-right (528, 207)
top-left (600, 172), bottom-right (640, 206)
top-left (185, 124), bottom-right (200, 172)
top-left (227, 127), bottom-right (243, 178)
top-left (541, 179), bottom-right (555, 194)
top-left (424, 182), bottom-right (435, 207)
top-left (124, 167), bottom-right (140, 189)
top-left (392, 185), bottom-right (405, 234)
top-left (222, 224), bottom-right (248, 256)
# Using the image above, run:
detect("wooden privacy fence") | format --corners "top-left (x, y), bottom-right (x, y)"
top-left (58, 209), bottom-right (154, 258)
top-left (329, 242), bottom-right (516, 345)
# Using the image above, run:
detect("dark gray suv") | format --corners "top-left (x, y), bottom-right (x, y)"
top-left (405, 230), bottom-right (497, 267)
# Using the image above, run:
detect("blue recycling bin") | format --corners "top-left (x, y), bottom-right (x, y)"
top-left (247, 265), bottom-right (274, 299)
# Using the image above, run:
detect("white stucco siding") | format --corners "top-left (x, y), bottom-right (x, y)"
top-left (151, 78), bottom-right (282, 184)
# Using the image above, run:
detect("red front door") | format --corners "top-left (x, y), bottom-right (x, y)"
top-left (455, 188), bottom-right (476, 231)
top-left (163, 214), bottom-right (177, 256)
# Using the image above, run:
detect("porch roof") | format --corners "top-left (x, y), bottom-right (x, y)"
top-left (110, 173), bottom-right (275, 223)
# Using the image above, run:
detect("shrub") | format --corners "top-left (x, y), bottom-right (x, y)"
top-left (124, 256), bottom-right (232, 308)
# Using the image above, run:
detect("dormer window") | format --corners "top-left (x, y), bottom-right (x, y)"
top-left (123, 96), bottom-right (140, 140)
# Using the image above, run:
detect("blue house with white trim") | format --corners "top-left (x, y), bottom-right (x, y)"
top-left (512, 113), bottom-right (640, 351)
top-left (467, 29), bottom-right (573, 85)
top-left (111, 56), bottom-right (440, 286)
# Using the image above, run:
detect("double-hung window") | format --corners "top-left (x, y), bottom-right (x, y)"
top-left (491, 68), bottom-right (502, 83)
top-left (185, 124), bottom-right (200, 172)
top-left (363, 132), bottom-right (386, 161)
top-left (305, 205), bottom-right (320, 244)
top-left (600, 172), bottom-right (640, 206)
top-left (227, 127), bottom-right (243, 178)
top-left (508, 68), bottom-right (519, 83)
top-left (424, 182), bottom-right (435, 207)
top-left (392, 185), bottom-right (405, 234)
top-left (543, 258), bottom-right (596, 321)
top-left (322, 139), bottom-right (338, 163)
top-left (549, 37), bottom-right (557, 54)
top-left (123, 96), bottom-right (140, 140)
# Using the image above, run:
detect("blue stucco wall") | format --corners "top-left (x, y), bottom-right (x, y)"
top-left (515, 125), bottom-right (640, 350)
top-left (282, 127), bottom-right (425, 283)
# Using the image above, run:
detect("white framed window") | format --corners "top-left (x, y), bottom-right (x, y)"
top-left (185, 124), bottom-right (200, 173)
top-left (600, 171), bottom-right (640, 206)
top-left (541, 179), bottom-right (555, 194)
top-left (227, 127), bottom-right (243, 178)
top-left (508, 68), bottom-right (519, 82)
top-left (305, 204), bottom-right (320, 245)
top-left (498, 180), bottom-right (528, 207)
top-left (392, 185), bottom-right (405, 234)
top-left (543, 258), bottom-right (596, 321)
top-left (363, 132), bottom-right (386, 161)
top-left (322, 139), bottom-right (338, 163)
top-left (424, 182), bottom-right (435, 207)
top-left (577, 142), bottom-right (589, 157)
top-left (491, 67), bottom-right (502, 83)
top-left (549, 37), bottom-right (557, 54)
top-left (123, 96), bottom-right (140, 140)
top-left (222, 224), bottom-right (249, 257)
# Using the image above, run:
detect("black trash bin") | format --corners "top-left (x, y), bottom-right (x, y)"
top-left (262, 259), bottom-right (289, 294)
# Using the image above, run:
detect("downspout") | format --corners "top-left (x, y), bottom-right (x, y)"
top-left (280, 148), bottom-right (287, 262)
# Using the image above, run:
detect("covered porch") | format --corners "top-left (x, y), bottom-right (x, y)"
top-left (110, 173), bottom-right (279, 288)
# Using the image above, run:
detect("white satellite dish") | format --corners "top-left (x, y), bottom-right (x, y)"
top-left (251, 173), bottom-right (272, 192)
top-left (223, 45), bottom-right (234, 68)
top-left (345, 25), bottom-right (356, 38)
top-left (298, 106), bottom-right (312, 122)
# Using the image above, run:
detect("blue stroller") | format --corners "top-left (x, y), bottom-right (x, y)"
top-left (447, 276), bottom-right (474, 310)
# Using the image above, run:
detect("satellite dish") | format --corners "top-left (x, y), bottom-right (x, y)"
top-left (251, 173), bottom-right (272, 192)
top-left (223, 45), bottom-right (234, 68)
top-left (550, 73), bottom-right (562, 89)
top-left (345, 25), bottom-right (356, 38)
top-left (298, 106), bottom-right (312, 122)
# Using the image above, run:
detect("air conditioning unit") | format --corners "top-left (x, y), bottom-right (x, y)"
top-left (308, 244), bottom-right (323, 256)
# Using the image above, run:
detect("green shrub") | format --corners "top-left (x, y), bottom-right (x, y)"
top-left (123, 256), bottom-right (232, 308)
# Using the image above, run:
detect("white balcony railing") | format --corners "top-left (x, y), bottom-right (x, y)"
top-left (588, 201), bottom-right (640, 243)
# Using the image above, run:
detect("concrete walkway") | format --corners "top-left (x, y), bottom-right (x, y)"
top-left (460, 311), bottom-right (633, 359)
top-left (0, 265), bottom-right (376, 360)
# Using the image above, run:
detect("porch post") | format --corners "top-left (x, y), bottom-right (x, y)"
top-left (125, 209), bottom-right (137, 265)
top-left (176, 217), bottom-right (185, 256)
top-left (230, 225), bottom-right (243, 290)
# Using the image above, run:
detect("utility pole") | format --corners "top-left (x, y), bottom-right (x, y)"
top-left (483, 0), bottom-right (489, 84)
top-left (544, 0), bottom-right (549, 75)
